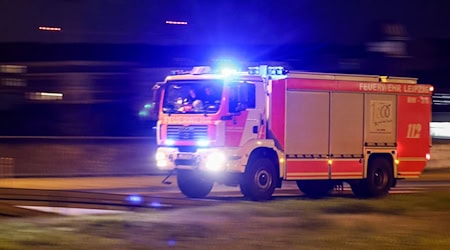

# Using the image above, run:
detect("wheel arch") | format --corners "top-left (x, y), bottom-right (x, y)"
top-left (247, 147), bottom-right (281, 187)
top-left (364, 150), bottom-right (396, 179)
top-left (366, 152), bottom-right (395, 181)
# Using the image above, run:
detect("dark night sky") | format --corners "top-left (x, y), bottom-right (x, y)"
top-left (1, 0), bottom-right (450, 45)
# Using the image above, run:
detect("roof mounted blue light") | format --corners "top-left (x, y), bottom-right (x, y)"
top-left (170, 69), bottom-right (190, 75)
top-left (191, 66), bottom-right (212, 75)
top-left (248, 65), bottom-right (288, 76)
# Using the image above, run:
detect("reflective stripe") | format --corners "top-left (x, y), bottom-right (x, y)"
top-left (397, 157), bottom-right (426, 162)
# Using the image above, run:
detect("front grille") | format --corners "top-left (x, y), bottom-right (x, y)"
top-left (167, 125), bottom-right (208, 140)
top-left (175, 159), bottom-right (198, 166)
top-left (178, 146), bottom-right (198, 153)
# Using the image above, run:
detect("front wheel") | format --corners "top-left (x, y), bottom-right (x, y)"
top-left (240, 158), bottom-right (277, 201)
top-left (177, 170), bottom-right (214, 198)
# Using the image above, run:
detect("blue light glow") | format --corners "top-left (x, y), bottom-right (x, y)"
top-left (221, 68), bottom-right (238, 75)
top-left (126, 194), bottom-right (143, 204)
top-left (214, 58), bottom-right (241, 75)
top-left (138, 110), bottom-right (148, 117)
top-left (149, 201), bottom-right (162, 208)
top-left (168, 239), bottom-right (176, 246)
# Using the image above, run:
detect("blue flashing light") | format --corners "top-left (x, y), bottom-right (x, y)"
top-left (171, 69), bottom-right (190, 75)
top-left (144, 103), bottom-right (152, 109)
top-left (268, 66), bottom-right (287, 75)
top-left (220, 68), bottom-right (238, 75)
top-left (126, 194), bottom-right (143, 204)
top-left (248, 66), bottom-right (260, 75)
top-left (214, 58), bottom-right (241, 75)
top-left (149, 201), bottom-right (162, 208)
top-left (191, 66), bottom-right (212, 75)
top-left (248, 65), bottom-right (288, 76)
top-left (139, 110), bottom-right (148, 117)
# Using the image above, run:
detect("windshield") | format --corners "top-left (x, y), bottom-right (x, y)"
top-left (162, 80), bottom-right (223, 114)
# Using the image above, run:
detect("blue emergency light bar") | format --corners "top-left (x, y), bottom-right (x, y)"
top-left (170, 65), bottom-right (288, 76)
top-left (170, 69), bottom-right (191, 75)
top-left (248, 65), bottom-right (288, 76)
top-left (171, 66), bottom-right (223, 75)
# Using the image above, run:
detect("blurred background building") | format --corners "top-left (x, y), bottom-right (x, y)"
top-left (1, 0), bottom-right (449, 136)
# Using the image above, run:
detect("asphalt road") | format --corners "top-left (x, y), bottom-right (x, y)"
top-left (1, 175), bottom-right (450, 216)
top-left (1, 175), bottom-right (449, 199)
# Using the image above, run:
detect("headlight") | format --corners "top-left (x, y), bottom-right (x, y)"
top-left (196, 139), bottom-right (210, 147)
top-left (156, 152), bottom-right (165, 161)
top-left (165, 139), bottom-right (175, 146)
top-left (205, 151), bottom-right (226, 171)
top-left (156, 152), bottom-right (168, 168)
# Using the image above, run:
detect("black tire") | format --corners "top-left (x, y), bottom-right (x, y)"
top-left (352, 157), bottom-right (393, 198)
top-left (177, 170), bottom-right (214, 198)
top-left (241, 158), bottom-right (277, 201)
top-left (296, 180), bottom-right (334, 198)
top-left (366, 157), bottom-right (393, 197)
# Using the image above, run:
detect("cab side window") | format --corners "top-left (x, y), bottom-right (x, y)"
top-left (229, 83), bottom-right (255, 112)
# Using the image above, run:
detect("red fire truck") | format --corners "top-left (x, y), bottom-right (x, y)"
top-left (155, 66), bottom-right (433, 200)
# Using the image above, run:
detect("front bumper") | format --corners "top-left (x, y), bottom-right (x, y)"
top-left (155, 146), bottom-right (243, 172)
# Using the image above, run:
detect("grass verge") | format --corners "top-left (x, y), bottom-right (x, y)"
top-left (1, 190), bottom-right (450, 249)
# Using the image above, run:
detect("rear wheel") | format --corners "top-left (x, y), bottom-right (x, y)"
top-left (296, 180), bottom-right (334, 198)
top-left (352, 157), bottom-right (393, 198)
top-left (177, 170), bottom-right (214, 198)
top-left (240, 158), bottom-right (277, 201)
top-left (366, 157), bottom-right (393, 197)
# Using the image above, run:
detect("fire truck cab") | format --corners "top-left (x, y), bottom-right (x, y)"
top-left (155, 66), bottom-right (433, 200)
